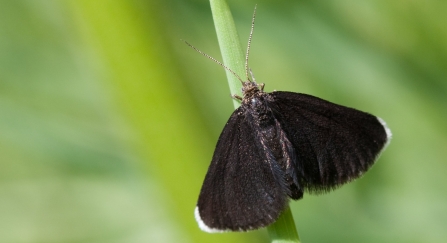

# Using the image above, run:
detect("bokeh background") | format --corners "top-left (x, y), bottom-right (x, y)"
top-left (1, 0), bottom-right (446, 242)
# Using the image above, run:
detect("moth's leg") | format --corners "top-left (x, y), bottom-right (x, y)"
top-left (232, 94), bottom-right (243, 101)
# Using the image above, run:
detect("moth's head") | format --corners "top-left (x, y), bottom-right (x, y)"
top-left (242, 81), bottom-right (261, 99)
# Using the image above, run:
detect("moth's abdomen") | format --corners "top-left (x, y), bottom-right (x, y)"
top-left (245, 95), bottom-right (303, 200)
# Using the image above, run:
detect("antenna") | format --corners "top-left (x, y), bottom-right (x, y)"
top-left (245, 5), bottom-right (257, 81)
top-left (182, 40), bottom-right (245, 84)
top-left (183, 5), bottom-right (258, 84)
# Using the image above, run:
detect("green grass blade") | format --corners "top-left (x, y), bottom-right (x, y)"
top-left (267, 205), bottom-right (301, 243)
top-left (209, 1), bottom-right (301, 242)
top-left (210, 0), bottom-right (245, 108)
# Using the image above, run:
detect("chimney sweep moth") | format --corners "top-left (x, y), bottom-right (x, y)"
top-left (186, 6), bottom-right (392, 233)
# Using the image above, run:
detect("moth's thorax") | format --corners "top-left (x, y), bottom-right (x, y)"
top-left (243, 92), bottom-right (275, 128)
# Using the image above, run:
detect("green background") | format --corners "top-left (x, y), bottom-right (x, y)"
top-left (1, 0), bottom-right (446, 242)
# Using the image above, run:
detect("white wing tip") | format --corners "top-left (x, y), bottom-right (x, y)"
top-left (377, 117), bottom-right (392, 149)
top-left (194, 206), bottom-right (227, 233)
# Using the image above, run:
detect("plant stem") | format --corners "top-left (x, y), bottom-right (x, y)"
top-left (267, 205), bottom-right (301, 243)
top-left (209, 0), bottom-right (245, 109)
top-left (209, 1), bottom-right (301, 242)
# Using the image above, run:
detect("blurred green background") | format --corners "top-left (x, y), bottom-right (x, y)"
top-left (1, 0), bottom-right (446, 242)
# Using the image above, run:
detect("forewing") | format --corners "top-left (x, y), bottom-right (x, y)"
top-left (270, 91), bottom-right (391, 193)
top-left (196, 107), bottom-right (288, 232)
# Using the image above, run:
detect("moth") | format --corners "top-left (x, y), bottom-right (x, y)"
top-left (186, 6), bottom-right (392, 233)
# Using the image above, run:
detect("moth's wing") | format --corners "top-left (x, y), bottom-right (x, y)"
top-left (196, 107), bottom-right (288, 232)
top-left (270, 91), bottom-right (391, 193)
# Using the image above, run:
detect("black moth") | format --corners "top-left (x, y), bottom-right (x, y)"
top-left (190, 7), bottom-right (392, 233)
